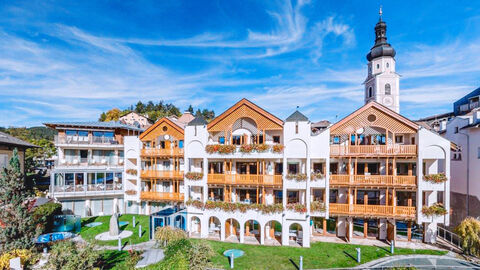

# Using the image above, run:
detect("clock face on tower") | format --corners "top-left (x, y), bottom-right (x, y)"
top-left (383, 96), bottom-right (393, 106)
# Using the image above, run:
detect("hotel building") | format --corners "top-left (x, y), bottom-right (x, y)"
top-left (46, 121), bottom-right (142, 217)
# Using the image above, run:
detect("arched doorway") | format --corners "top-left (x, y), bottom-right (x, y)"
top-left (244, 219), bottom-right (261, 244)
top-left (225, 218), bottom-right (240, 242)
top-left (208, 216), bottom-right (221, 240)
top-left (174, 215), bottom-right (186, 231)
top-left (190, 216), bottom-right (201, 237)
top-left (289, 223), bottom-right (303, 247)
top-left (265, 220), bottom-right (282, 246)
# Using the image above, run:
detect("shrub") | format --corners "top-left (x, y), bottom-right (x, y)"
top-left (188, 240), bottom-right (214, 270)
top-left (310, 201), bottom-right (326, 212)
top-left (153, 249), bottom-right (189, 270)
top-left (423, 173), bottom-right (447, 183)
top-left (272, 144), bottom-right (285, 153)
top-left (153, 226), bottom-right (187, 247)
top-left (287, 203), bottom-right (307, 213)
top-left (44, 241), bottom-right (100, 270)
top-left (421, 202), bottom-right (447, 216)
top-left (286, 173), bottom-right (307, 181)
top-left (164, 239), bottom-right (192, 258)
top-left (455, 217), bottom-right (480, 256)
top-left (185, 172), bottom-right (204, 180)
top-left (33, 202), bottom-right (62, 233)
top-left (0, 249), bottom-right (36, 270)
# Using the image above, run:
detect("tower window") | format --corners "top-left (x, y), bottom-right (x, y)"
top-left (376, 64), bottom-right (380, 69)
top-left (386, 62), bottom-right (390, 68)
top-left (368, 87), bottom-right (373, 98)
top-left (385, 84), bottom-right (391, 95)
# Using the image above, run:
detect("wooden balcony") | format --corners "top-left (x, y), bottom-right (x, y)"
top-left (140, 191), bottom-right (184, 202)
top-left (330, 174), bottom-right (416, 187)
top-left (329, 203), bottom-right (416, 219)
top-left (140, 170), bottom-right (184, 179)
top-left (207, 174), bottom-right (282, 186)
top-left (141, 148), bottom-right (184, 157)
top-left (330, 144), bottom-right (417, 157)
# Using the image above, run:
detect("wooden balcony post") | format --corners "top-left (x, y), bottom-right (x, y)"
top-left (408, 163), bottom-right (413, 176)
top-left (364, 220), bottom-right (368, 238)
top-left (354, 188), bottom-right (357, 205)
top-left (386, 188), bottom-right (389, 206)
top-left (364, 163), bottom-right (368, 174)
top-left (407, 221), bottom-right (412, 241)
top-left (323, 219), bottom-right (327, 236)
top-left (256, 187), bottom-right (259, 203)
top-left (262, 186), bottom-right (265, 204)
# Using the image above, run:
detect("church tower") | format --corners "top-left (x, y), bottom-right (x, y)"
top-left (364, 8), bottom-right (400, 113)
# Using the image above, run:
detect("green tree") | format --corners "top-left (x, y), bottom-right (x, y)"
top-left (25, 138), bottom-right (56, 174)
top-left (0, 149), bottom-right (40, 252)
top-left (455, 217), bottom-right (480, 256)
top-left (99, 112), bottom-right (107, 121)
top-left (187, 105), bottom-right (194, 113)
top-left (135, 101), bottom-right (145, 114)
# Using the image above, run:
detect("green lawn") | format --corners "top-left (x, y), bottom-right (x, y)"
top-left (200, 240), bottom-right (447, 270)
top-left (80, 214), bottom-right (150, 246)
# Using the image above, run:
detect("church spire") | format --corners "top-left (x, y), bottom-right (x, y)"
top-left (366, 7), bottom-right (396, 61)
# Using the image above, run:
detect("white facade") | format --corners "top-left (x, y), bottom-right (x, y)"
top-left (364, 56), bottom-right (400, 113)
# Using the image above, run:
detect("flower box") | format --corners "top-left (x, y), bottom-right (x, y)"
top-left (126, 169), bottom-right (137, 176)
top-left (185, 172), bottom-right (204, 180)
top-left (125, 190), bottom-right (137, 195)
top-left (423, 173), bottom-right (447, 184)
top-left (286, 203), bottom-right (307, 213)
top-left (310, 201), bottom-right (326, 212)
top-left (422, 202), bottom-right (447, 216)
top-left (311, 172), bottom-right (325, 181)
top-left (186, 200), bottom-right (204, 209)
top-left (205, 144), bottom-right (236, 154)
top-left (272, 144), bottom-right (285, 153)
top-left (286, 173), bottom-right (308, 181)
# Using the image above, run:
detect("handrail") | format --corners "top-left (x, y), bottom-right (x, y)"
top-left (140, 191), bottom-right (185, 201)
top-left (437, 225), bottom-right (463, 251)
top-left (140, 170), bottom-right (184, 179)
top-left (141, 148), bottom-right (184, 156)
top-left (329, 203), bottom-right (415, 218)
top-left (207, 173), bottom-right (282, 186)
top-left (330, 144), bottom-right (417, 156)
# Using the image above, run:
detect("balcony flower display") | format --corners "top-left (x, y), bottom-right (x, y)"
top-left (186, 199), bottom-right (204, 209)
top-left (311, 172), bottom-right (325, 181)
top-left (185, 172), bottom-right (204, 180)
top-left (205, 144), bottom-right (236, 154)
top-left (310, 201), bottom-right (326, 212)
top-left (254, 144), bottom-right (270, 153)
top-left (125, 190), bottom-right (137, 195)
top-left (202, 201), bottom-right (283, 214)
top-left (423, 173), bottom-right (447, 184)
top-left (272, 144), bottom-right (285, 153)
top-left (286, 203), bottom-right (307, 213)
top-left (422, 202), bottom-right (447, 216)
top-left (239, 144), bottom-right (255, 153)
top-left (286, 173), bottom-right (307, 181)
top-left (126, 169), bottom-right (137, 176)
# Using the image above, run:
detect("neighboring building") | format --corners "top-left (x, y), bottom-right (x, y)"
top-left (119, 112), bottom-right (153, 129)
top-left (45, 121), bottom-right (142, 216)
top-left (0, 131), bottom-right (37, 173)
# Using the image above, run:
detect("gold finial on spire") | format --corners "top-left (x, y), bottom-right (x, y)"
top-left (379, 5), bottom-right (383, 20)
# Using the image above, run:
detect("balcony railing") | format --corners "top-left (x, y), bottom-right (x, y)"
top-left (140, 170), bottom-right (184, 179)
top-left (53, 183), bottom-right (123, 193)
top-left (329, 203), bottom-right (416, 218)
top-left (330, 144), bottom-right (417, 156)
top-left (140, 191), bottom-right (184, 202)
top-left (207, 174), bottom-right (282, 186)
top-left (141, 148), bottom-right (184, 157)
top-left (55, 135), bottom-right (122, 145)
top-left (330, 174), bottom-right (416, 187)
top-left (55, 158), bottom-right (124, 167)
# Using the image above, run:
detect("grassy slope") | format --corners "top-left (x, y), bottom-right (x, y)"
top-left (201, 240), bottom-right (446, 270)
top-left (80, 214), bottom-right (150, 246)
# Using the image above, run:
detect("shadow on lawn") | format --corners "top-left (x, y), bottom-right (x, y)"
top-left (99, 250), bottom-right (127, 269)
top-left (289, 258), bottom-right (300, 270)
top-left (81, 217), bottom-right (97, 226)
top-left (343, 250), bottom-right (358, 263)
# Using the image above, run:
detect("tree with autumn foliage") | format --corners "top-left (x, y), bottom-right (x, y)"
top-left (0, 149), bottom-right (40, 252)
top-left (455, 217), bottom-right (480, 256)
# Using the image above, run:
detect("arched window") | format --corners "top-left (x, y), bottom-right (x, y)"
top-left (385, 84), bottom-right (391, 95)
top-left (368, 87), bottom-right (373, 98)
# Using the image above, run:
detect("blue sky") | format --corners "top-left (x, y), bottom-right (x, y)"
top-left (0, 0), bottom-right (479, 127)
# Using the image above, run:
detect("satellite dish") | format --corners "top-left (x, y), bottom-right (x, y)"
top-left (164, 134), bottom-right (170, 140)
top-left (356, 128), bottom-right (364, 134)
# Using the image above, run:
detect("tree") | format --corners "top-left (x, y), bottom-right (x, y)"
top-left (134, 101), bottom-right (145, 114)
top-left (187, 105), bottom-right (194, 113)
top-left (455, 217), bottom-right (480, 256)
top-left (0, 149), bottom-right (40, 252)
top-left (25, 138), bottom-right (56, 174)
top-left (98, 112), bottom-right (107, 121)
top-left (104, 108), bottom-right (122, 122)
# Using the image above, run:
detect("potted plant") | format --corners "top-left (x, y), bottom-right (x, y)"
top-left (286, 173), bottom-right (308, 181)
top-left (423, 173), bottom-right (447, 184)
top-left (422, 202), bottom-right (447, 216)
top-left (185, 172), bottom-right (204, 180)
top-left (311, 172), bottom-right (324, 181)
top-left (286, 203), bottom-right (307, 213)
top-left (310, 201), bottom-right (326, 212)
top-left (126, 169), bottom-right (137, 176)
top-left (254, 144), bottom-right (270, 153)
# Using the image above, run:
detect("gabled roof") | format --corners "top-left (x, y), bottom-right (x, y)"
top-left (139, 117), bottom-right (184, 140)
top-left (286, 110), bottom-right (309, 122)
top-left (187, 115), bottom-right (208, 126)
top-left (207, 98), bottom-right (283, 131)
top-left (330, 101), bottom-right (419, 134)
top-left (44, 121), bottom-right (143, 132)
top-left (0, 132), bottom-right (37, 148)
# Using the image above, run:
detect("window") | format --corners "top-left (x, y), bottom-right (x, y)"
top-left (232, 135), bottom-right (241, 145)
top-left (295, 123), bottom-right (299, 134)
top-left (478, 147), bottom-right (480, 159)
top-left (376, 64), bottom-right (380, 69)
top-left (386, 62), bottom-right (389, 68)
top-left (218, 136), bottom-right (225, 144)
top-left (288, 163), bottom-right (299, 174)
top-left (368, 87), bottom-right (373, 98)
top-left (454, 127), bottom-right (459, 134)
top-left (332, 136), bottom-right (340, 144)
top-left (385, 84), bottom-right (391, 95)
top-left (395, 135), bottom-right (403, 144)
top-left (273, 136), bottom-right (280, 143)
top-left (0, 154), bottom-right (8, 169)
